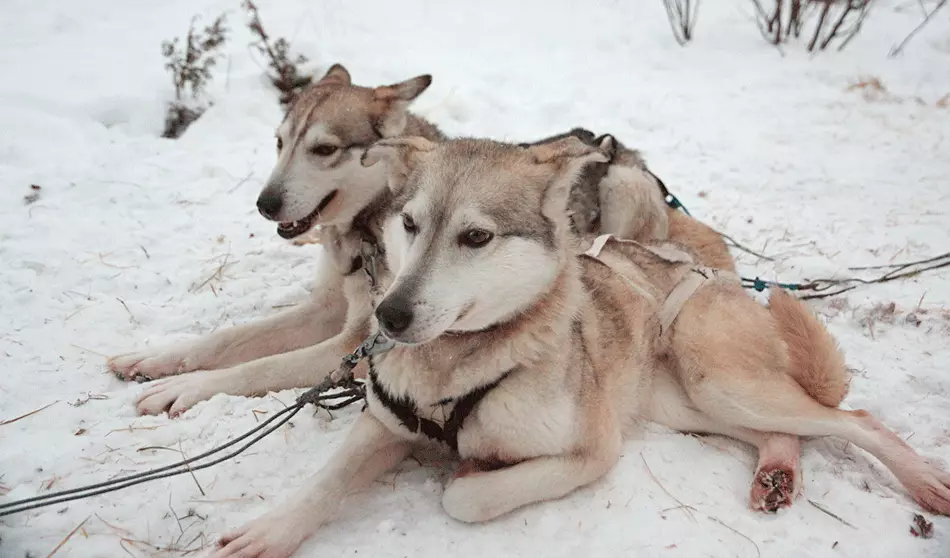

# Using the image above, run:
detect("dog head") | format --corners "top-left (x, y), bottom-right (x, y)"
top-left (257, 64), bottom-right (433, 239)
top-left (362, 136), bottom-right (609, 344)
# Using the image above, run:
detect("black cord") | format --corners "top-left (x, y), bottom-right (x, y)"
top-left (0, 404), bottom-right (301, 517)
top-left (0, 403), bottom-right (300, 512)
top-left (0, 346), bottom-right (377, 518)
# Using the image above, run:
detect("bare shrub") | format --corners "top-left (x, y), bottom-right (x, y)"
top-left (750, 0), bottom-right (873, 52)
top-left (161, 15), bottom-right (229, 139)
top-left (662, 0), bottom-right (701, 45)
top-left (243, 0), bottom-right (312, 106)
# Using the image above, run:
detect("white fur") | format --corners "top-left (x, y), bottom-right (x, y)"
top-left (382, 194), bottom-right (560, 344)
top-left (266, 122), bottom-right (389, 225)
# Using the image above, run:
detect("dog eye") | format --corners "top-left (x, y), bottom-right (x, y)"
top-left (310, 144), bottom-right (339, 157)
top-left (276, 137), bottom-right (283, 151)
top-left (459, 229), bottom-right (493, 248)
top-left (402, 213), bottom-right (417, 234)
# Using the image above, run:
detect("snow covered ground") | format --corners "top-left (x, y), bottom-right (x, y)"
top-left (2, 0), bottom-right (949, 556)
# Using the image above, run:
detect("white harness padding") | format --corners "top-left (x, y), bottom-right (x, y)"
top-left (584, 234), bottom-right (739, 335)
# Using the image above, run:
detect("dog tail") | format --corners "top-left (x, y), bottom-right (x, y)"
top-left (768, 288), bottom-right (850, 407)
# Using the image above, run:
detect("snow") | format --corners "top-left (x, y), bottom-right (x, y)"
top-left (1, 0), bottom-right (949, 556)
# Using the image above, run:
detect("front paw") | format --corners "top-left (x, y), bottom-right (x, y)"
top-left (442, 476), bottom-right (494, 523)
top-left (108, 343), bottom-right (204, 381)
top-left (135, 370), bottom-right (225, 417)
top-left (215, 510), bottom-right (313, 558)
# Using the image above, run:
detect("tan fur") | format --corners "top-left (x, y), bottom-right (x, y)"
top-left (666, 208), bottom-right (735, 272)
top-left (109, 65), bottom-right (444, 417)
top-left (208, 137), bottom-right (950, 558)
top-left (767, 288), bottom-right (850, 407)
top-left (599, 165), bottom-right (669, 243)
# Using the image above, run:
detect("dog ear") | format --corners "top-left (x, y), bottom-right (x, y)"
top-left (317, 63), bottom-right (352, 87)
top-left (361, 136), bottom-right (436, 193)
top-left (525, 136), bottom-right (610, 214)
top-left (371, 75), bottom-right (433, 137)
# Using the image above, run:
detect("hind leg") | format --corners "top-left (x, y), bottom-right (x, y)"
top-left (647, 373), bottom-right (802, 511)
top-left (751, 434), bottom-right (802, 512)
top-left (680, 367), bottom-right (950, 515)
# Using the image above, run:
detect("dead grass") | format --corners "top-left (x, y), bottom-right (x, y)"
top-left (0, 400), bottom-right (60, 426)
top-left (46, 515), bottom-right (91, 557)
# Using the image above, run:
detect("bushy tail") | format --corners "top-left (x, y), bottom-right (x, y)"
top-left (768, 289), bottom-right (850, 407)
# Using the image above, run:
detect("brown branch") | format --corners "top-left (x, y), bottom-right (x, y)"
top-left (808, 1), bottom-right (832, 51)
top-left (1, 400), bottom-right (59, 426)
top-left (46, 515), bottom-right (91, 558)
top-left (820, 1), bottom-right (855, 49)
top-left (716, 230), bottom-right (775, 261)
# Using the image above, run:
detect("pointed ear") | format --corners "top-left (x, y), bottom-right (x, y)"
top-left (361, 136), bottom-right (437, 193)
top-left (316, 63), bottom-right (351, 87)
top-left (596, 134), bottom-right (617, 159)
top-left (371, 74), bottom-right (433, 137)
top-left (526, 136), bottom-right (610, 216)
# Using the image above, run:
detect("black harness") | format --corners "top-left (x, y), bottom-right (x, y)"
top-left (338, 188), bottom-right (513, 453)
top-left (367, 357), bottom-right (513, 452)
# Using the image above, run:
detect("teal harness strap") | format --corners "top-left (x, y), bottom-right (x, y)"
top-left (650, 172), bottom-right (806, 294)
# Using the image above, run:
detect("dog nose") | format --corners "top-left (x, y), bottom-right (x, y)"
top-left (257, 192), bottom-right (283, 219)
top-left (376, 297), bottom-right (414, 336)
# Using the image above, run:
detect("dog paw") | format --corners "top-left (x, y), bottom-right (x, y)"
top-left (108, 344), bottom-right (203, 382)
top-left (750, 466), bottom-right (801, 513)
top-left (904, 466), bottom-right (950, 516)
top-left (214, 511), bottom-right (311, 558)
top-left (442, 476), bottom-right (496, 523)
top-left (135, 371), bottom-right (223, 417)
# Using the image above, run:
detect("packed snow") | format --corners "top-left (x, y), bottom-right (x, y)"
top-left (1, 0), bottom-right (949, 556)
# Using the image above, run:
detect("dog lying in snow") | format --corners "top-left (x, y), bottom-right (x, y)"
top-left (108, 64), bottom-right (811, 515)
top-left (209, 136), bottom-right (950, 558)
top-left (108, 63), bottom-right (735, 415)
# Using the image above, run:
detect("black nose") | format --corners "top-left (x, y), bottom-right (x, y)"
top-left (376, 297), bottom-right (414, 336)
top-left (257, 192), bottom-right (283, 219)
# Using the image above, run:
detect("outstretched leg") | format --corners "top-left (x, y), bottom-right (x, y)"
top-left (110, 257), bottom-right (347, 380)
top-left (645, 372), bottom-right (802, 511)
top-left (215, 412), bottom-right (411, 558)
top-left (681, 367), bottom-right (950, 515)
top-left (136, 319), bottom-right (369, 416)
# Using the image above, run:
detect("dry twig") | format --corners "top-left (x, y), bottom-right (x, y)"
top-left (708, 516), bottom-right (761, 558)
top-left (640, 453), bottom-right (697, 521)
top-left (662, 0), bottom-right (701, 45)
top-left (891, 0), bottom-right (948, 56)
top-left (46, 515), bottom-right (91, 558)
top-left (1, 400), bottom-right (60, 426)
top-left (808, 499), bottom-right (857, 528)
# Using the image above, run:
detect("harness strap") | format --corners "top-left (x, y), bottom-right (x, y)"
top-left (659, 267), bottom-right (714, 335)
top-left (584, 234), bottom-right (737, 335)
top-left (368, 363), bottom-right (513, 452)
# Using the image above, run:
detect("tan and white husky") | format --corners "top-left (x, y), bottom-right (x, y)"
top-left (210, 136), bottom-right (950, 558)
top-left (108, 65), bottom-right (733, 418)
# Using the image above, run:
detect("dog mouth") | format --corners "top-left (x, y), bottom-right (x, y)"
top-left (276, 190), bottom-right (338, 239)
